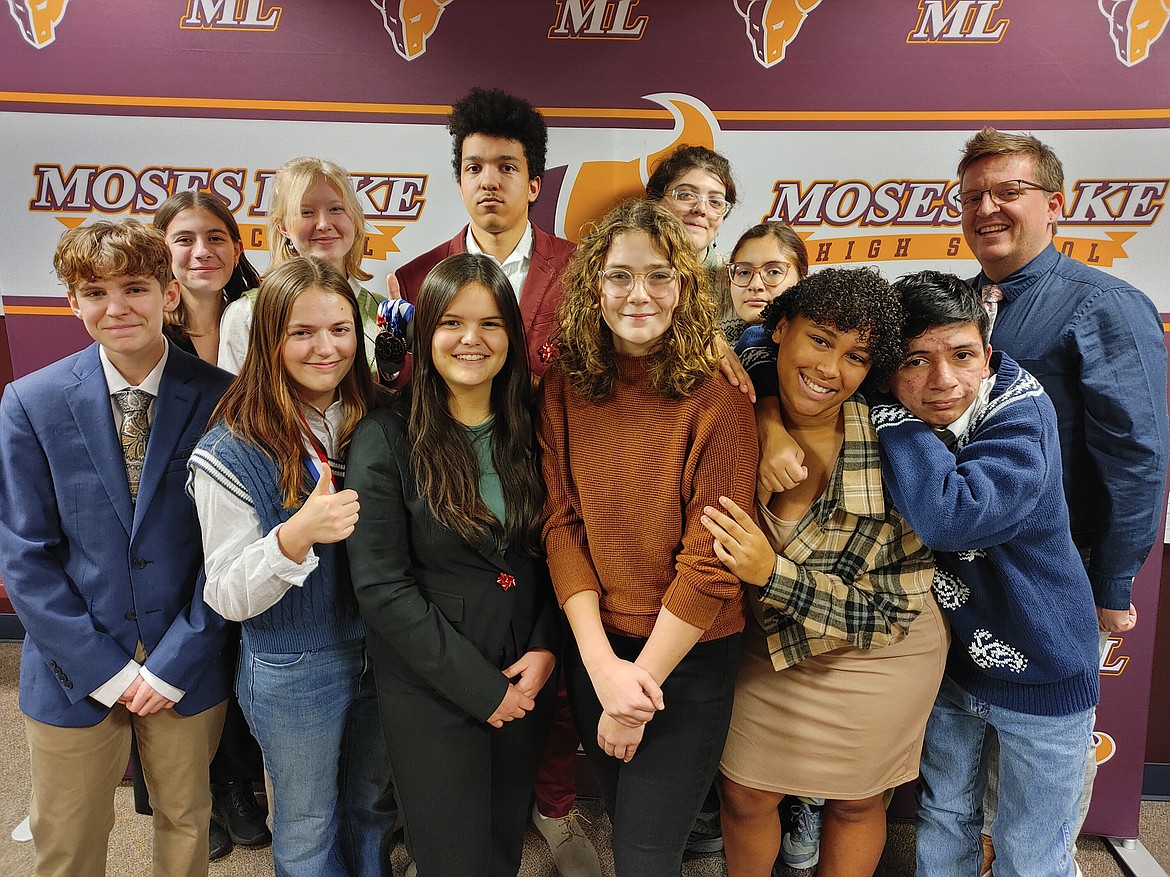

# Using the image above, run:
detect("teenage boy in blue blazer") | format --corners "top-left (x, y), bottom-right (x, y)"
top-left (0, 220), bottom-right (233, 877)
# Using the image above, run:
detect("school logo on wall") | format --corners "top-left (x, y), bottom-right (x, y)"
top-left (735, 0), bottom-right (822, 67)
top-left (25, 163), bottom-right (424, 261)
top-left (1093, 731), bottom-right (1117, 766)
top-left (1099, 0), bottom-right (1169, 66)
top-left (179, 0), bottom-right (281, 32)
top-left (767, 175), bottom-right (1166, 268)
top-left (372, 0), bottom-right (452, 60)
top-left (7, 0), bottom-right (68, 48)
top-left (548, 0), bottom-right (647, 39)
top-left (906, 0), bottom-right (1009, 43)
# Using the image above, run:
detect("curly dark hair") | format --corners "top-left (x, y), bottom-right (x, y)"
top-left (448, 87), bottom-right (547, 181)
top-left (645, 145), bottom-right (737, 209)
top-left (760, 267), bottom-right (906, 389)
top-left (554, 199), bottom-right (718, 402)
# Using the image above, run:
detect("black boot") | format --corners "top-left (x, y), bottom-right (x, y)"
top-left (211, 781), bottom-right (271, 848)
top-left (209, 817), bottom-right (232, 861)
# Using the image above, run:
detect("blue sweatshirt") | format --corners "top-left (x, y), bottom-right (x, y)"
top-left (871, 353), bottom-right (1098, 716)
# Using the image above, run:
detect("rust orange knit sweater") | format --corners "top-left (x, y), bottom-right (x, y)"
top-left (539, 354), bottom-right (758, 641)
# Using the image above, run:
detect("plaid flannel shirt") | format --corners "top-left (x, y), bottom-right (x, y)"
top-left (756, 396), bottom-right (935, 670)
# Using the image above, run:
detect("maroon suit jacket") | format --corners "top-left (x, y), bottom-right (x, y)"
top-left (395, 223), bottom-right (574, 377)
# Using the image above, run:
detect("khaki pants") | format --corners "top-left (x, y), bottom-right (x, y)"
top-left (25, 699), bottom-right (226, 877)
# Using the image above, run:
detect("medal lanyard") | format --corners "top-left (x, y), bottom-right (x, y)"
top-left (297, 408), bottom-right (336, 494)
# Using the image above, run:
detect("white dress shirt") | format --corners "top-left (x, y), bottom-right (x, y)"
top-left (91, 342), bottom-right (186, 707)
top-left (194, 401), bottom-right (344, 623)
top-left (466, 221), bottom-right (534, 302)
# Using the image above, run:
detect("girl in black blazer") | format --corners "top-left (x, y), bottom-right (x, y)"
top-left (346, 253), bottom-right (559, 877)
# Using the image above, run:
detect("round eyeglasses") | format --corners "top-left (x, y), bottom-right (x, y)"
top-left (728, 262), bottom-right (791, 288)
top-left (667, 189), bottom-right (731, 217)
top-left (599, 268), bottom-right (679, 298)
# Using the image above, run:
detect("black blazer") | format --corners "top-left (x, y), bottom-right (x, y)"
top-left (346, 406), bottom-right (559, 722)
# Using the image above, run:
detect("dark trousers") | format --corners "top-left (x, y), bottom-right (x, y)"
top-left (378, 663), bottom-right (556, 877)
top-left (565, 631), bottom-right (741, 877)
top-left (533, 670), bottom-right (580, 818)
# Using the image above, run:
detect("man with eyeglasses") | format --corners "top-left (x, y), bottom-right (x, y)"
top-left (954, 127), bottom-right (1168, 872)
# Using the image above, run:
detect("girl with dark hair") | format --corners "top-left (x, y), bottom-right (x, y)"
top-left (540, 200), bottom-right (757, 875)
top-left (153, 190), bottom-right (261, 366)
top-left (645, 144), bottom-right (755, 401)
top-left (702, 268), bottom-right (948, 877)
top-left (190, 256), bottom-right (392, 877)
top-left (725, 221), bottom-right (808, 349)
top-left (346, 253), bottom-right (558, 877)
top-left (645, 144), bottom-right (737, 266)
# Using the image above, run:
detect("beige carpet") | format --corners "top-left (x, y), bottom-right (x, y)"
top-left (0, 641), bottom-right (1165, 876)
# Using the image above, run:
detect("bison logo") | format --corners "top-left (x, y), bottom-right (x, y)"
top-left (1099, 0), bottom-right (1170, 66)
top-left (554, 93), bottom-right (720, 242)
top-left (735, 0), bottom-right (822, 68)
top-left (371, 0), bottom-right (453, 60)
top-left (7, 0), bottom-right (69, 48)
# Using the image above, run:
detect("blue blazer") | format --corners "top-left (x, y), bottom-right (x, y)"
top-left (0, 342), bottom-right (234, 727)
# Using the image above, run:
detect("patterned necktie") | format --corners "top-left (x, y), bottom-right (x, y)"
top-left (115, 388), bottom-right (152, 500)
top-left (981, 284), bottom-right (1004, 331)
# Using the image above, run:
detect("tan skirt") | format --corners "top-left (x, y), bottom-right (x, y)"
top-left (720, 593), bottom-right (949, 800)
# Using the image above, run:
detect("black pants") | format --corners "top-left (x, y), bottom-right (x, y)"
top-left (378, 662), bottom-right (556, 877)
top-left (565, 631), bottom-right (741, 877)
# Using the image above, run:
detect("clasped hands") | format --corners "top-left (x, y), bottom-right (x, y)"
top-left (486, 648), bottom-right (557, 729)
top-left (590, 654), bottom-right (664, 763)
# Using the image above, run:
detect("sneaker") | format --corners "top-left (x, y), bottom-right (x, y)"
top-left (212, 781), bottom-right (271, 848)
top-left (780, 801), bottom-right (822, 869)
top-left (209, 817), bottom-right (232, 862)
top-left (685, 807), bottom-right (724, 855)
top-left (531, 803), bottom-right (603, 877)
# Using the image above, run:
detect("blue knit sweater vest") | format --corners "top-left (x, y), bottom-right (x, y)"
top-left (194, 424), bottom-right (365, 653)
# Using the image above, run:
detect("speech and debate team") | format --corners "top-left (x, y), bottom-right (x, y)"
top-left (1, 84), bottom-right (1164, 877)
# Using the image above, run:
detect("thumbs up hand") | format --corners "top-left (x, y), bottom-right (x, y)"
top-left (276, 462), bottom-right (361, 563)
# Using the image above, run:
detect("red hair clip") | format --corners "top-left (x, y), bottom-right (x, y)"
top-left (497, 572), bottom-right (516, 591)
top-left (537, 342), bottom-right (558, 366)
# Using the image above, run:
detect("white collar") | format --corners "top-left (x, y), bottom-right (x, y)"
top-left (100, 338), bottom-right (170, 397)
top-left (465, 221), bottom-right (534, 269)
top-left (938, 372), bottom-right (996, 445)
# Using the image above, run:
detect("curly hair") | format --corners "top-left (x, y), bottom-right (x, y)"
top-left (761, 266), bottom-right (905, 389)
top-left (448, 87), bottom-right (547, 181)
top-left (554, 200), bottom-right (719, 402)
top-left (645, 145), bottom-right (738, 210)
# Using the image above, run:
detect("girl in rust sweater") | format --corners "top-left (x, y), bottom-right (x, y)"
top-left (538, 200), bottom-right (758, 875)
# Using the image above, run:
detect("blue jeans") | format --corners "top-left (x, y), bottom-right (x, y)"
top-left (916, 676), bottom-right (1094, 877)
top-left (238, 637), bottom-right (393, 877)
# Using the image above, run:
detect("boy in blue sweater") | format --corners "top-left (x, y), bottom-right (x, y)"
top-left (870, 270), bottom-right (1099, 877)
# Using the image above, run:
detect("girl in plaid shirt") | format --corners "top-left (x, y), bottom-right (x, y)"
top-left (704, 268), bottom-right (948, 877)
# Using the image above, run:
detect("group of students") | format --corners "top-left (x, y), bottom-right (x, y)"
top-left (0, 86), bottom-right (1164, 877)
